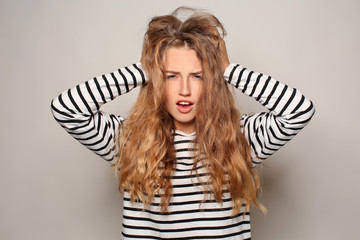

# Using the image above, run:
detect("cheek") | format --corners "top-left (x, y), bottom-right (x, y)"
top-left (151, 79), bottom-right (167, 108)
top-left (165, 81), bottom-right (177, 98)
top-left (164, 85), bottom-right (173, 109)
top-left (164, 84), bottom-right (170, 101)
top-left (195, 82), bottom-right (204, 101)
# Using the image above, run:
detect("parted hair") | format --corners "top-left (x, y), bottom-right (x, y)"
top-left (115, 7), bottom-right (264, 215)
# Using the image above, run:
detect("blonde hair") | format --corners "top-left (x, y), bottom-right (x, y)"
top-left (115, 7), bottom-right (264, 215)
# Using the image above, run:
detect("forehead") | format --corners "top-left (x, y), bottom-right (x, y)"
top-left (163, 47), bottom-right (202, 71)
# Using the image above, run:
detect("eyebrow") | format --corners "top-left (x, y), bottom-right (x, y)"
top-left (165, 71), bottom-right (203, 75)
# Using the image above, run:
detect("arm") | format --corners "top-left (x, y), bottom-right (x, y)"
top-left (224, 64), bottom-right (315, 164)
top-left (50, 63), bottom-right (147, 163)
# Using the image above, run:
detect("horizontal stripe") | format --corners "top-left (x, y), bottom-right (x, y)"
top-left (122, 228), bottom-right (251, 240)
top-left (122, 211), bottom-right (248, 224)
top-left (122, 219), bottom-right (250, 232)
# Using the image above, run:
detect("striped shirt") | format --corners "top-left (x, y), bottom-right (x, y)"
top-left (51, 63), bottom-right (315, 239)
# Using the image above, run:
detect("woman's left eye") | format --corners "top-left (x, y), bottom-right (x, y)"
top-left (194, 75), bottom-right (202, 79)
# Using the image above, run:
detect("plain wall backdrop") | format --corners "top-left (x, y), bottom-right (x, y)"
top-left (1, 0), bottom-right (359, 239)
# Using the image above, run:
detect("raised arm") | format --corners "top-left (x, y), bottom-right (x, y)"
top-left (224, 64), bottom-right (315, 164)
top-left (50, 63), bottom-right (147, 162)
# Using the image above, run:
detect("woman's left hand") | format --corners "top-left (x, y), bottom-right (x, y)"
top-left (219, 38), bottom-right (230, 74)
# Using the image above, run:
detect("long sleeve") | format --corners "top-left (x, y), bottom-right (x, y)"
top-left (224, 63), bottom-right (315, 165)
top-left (50, 63), bottom-right (147, 163)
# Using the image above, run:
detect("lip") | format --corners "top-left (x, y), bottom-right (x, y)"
top-left (176, 100), bottom-right (193, 114)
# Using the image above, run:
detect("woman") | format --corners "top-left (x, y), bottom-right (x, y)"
top-left (51, 7), bottom-right (315, 240)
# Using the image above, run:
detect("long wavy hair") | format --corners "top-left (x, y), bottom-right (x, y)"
top-left (115, 7), bottom-right (264, 215)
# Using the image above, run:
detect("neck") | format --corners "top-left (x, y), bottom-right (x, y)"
top-left (174, 121), bottom-right (195, 134)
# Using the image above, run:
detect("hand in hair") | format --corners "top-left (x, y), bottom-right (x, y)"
top-left (219, 38), bottom-right (230, 74)
top-left (208, 27), bottom-right (230, 74)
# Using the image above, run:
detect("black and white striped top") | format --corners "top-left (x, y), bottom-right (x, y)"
top-left (51, 63), bottom-right (315, 239)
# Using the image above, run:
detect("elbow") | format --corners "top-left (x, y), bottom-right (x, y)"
top-left (307, 99), bottom-right (316, 120)
top-left (299, 99), bottom-right (316, 125)
top-left (50, 98), bottom-right (58, 118)
top-left (288, 98), bottom-right (315, 124)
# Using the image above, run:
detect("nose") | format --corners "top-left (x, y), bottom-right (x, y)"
top-left (179, 78), bottom-right (191, 96)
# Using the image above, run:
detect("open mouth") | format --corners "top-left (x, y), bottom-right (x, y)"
top-left (176, 100), bottom-right (193, 113)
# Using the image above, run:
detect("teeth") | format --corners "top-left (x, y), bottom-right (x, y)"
top-left (178, 101), bottom-right (191, 106)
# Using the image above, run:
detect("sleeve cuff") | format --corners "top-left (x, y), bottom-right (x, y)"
top-left (223, 63), bottom-right (239, 82)
top-left (135, 62), bottom-right (149, 82)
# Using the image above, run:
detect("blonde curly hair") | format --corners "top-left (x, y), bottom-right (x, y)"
top-left (115, 7), bottom-right (264, 215)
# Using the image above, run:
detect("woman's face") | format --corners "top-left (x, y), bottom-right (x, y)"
top-left (163, 46), bottom-right (203, 134)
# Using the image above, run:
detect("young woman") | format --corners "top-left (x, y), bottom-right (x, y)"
top-left (51, 7), bottom-right (315, 240)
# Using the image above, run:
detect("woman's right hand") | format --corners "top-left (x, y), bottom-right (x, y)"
top-left (209, 27), bottom-right (230, 74)
top-left (219, 38), bottom-right (230, 74)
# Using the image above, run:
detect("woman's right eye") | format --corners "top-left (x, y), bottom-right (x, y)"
top-left (166, 74), bottom-right (176, 79)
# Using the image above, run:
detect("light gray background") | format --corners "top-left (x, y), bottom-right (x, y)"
top-left (1, 0), bottom-right (359, 239)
